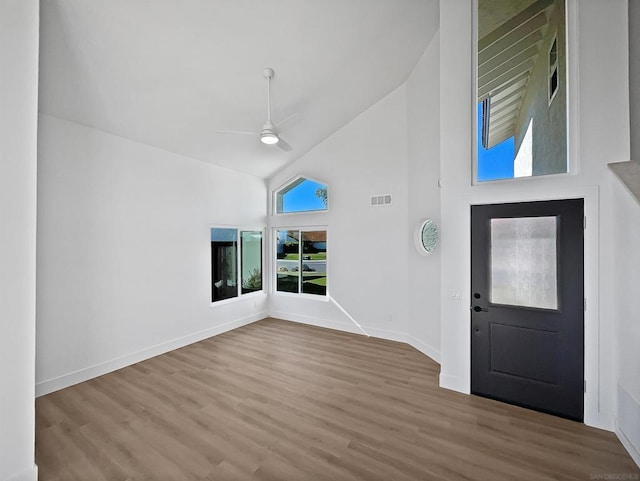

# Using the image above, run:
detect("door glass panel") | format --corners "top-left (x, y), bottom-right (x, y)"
top-left (490, 216), bottom-right (558, 309)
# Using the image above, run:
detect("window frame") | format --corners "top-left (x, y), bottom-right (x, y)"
top-left (272, 175), bottom-right (329, 216)
top-left (273, 227), bottom-right (329, 300)
top-left (210, 226), bottom-right (265, 305)
top-left (548, 32), bottom-right (559, 106)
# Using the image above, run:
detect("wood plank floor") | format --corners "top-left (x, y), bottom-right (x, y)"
top-left (36, 318), bottom-right (639, 481)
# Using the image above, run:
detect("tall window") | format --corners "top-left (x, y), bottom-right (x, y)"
top-left (275, 229), bottom-right (327, 296)
top-left (211, 228), bottom-right (238, 302)
top-left (241, 231), bottom-right (263, 294)
top-left (275, 176), bottom-right (328, 214)
top-left (211, 228), bottom-right (263, 302)
top-left (475, 1), bottom-right (568, 181)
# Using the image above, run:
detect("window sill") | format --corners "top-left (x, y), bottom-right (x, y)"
top-left (272, 291), bottom-right (330, 302)
top-left (210, 290), bottom-right (266, 307)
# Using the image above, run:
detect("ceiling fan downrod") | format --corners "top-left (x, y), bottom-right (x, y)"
top-left (260, 68), bottom-right (278, 145)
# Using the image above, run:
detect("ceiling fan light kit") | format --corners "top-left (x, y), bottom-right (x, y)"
top-left (260, 132), bottom-right (279, 144)
top-left (260, 120), bottom-right (279, 145)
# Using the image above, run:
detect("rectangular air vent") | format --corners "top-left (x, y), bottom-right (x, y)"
top-left (370, 194), bottom-right (392, 206)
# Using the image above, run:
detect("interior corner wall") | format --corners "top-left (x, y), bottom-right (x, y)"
top-left (406, 32), bottom-right (442, 362)
top-left (631, 0), bottom-right (640, 161)
top-left (0, 1), bottom-right (39, 480)
top-left (612, 178), bottom-right (640, 465)
top-left (267, 86), bottom-right (410, 342)
top-left (439, 0), bottom-right (630, 432)
top-left (36, 114), bottom-right (267, 396)
top-left (611, 0), bottom-right (640, 465)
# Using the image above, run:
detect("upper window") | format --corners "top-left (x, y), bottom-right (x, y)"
top-left (275, 176), bottom-right (328, 214)
top-left (211, 228), bottom-right (263, 303)
top-left (475, 0), bottom-right (568, 182)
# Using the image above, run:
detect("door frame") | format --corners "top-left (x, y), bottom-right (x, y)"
top-left (440, 185), bottom-right (602, 428)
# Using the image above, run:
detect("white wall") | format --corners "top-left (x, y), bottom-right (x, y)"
top-left (36, 115), bottom-right (267, 395)
top-left (612, 0), bottom-right (640, 465)
top-left (406, 32), bottom-right (442, 361)
top-left (267, 86), bottom-right (412, 342)
top-left (0, 1), bottom-right (39, 480)
top-left (612, 178), bottom-right (640, 465)
top-left (439, 0), bottom-right (630, 432)
top-left (630, 0), bottom-right (640, 160)
top-left (266, 35), bottom-right (443, 362)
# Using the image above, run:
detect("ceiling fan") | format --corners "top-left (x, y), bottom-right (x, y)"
top-left (217, 67), bottom-right (294, 152)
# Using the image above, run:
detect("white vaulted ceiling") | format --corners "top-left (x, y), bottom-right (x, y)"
top-left (39, 0), bottom-right (439, 178)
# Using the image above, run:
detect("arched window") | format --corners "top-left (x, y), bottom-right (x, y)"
top-left (274, 176), bottom-right (328, 214)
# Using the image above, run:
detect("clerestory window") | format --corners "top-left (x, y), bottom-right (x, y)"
top-left (274, 176), bottom-right (328, 214)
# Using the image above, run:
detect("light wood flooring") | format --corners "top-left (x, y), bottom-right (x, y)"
top-left (36, 318), bottom-right (639, 480)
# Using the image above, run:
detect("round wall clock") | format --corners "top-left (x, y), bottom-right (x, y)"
top-left (414, 218), bottom-right (438, 255)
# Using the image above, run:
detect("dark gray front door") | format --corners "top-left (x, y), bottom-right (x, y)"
top-left (471, 199), bottom-right (584, 421)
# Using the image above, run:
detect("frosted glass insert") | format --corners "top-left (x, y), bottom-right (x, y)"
top-left (490, 216), bottom-right (558, 309)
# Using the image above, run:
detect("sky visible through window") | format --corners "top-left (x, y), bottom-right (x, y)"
top-left (477, 102), bottom-right (515, 181)
top-left (282, 179), bottom-right (327, 213)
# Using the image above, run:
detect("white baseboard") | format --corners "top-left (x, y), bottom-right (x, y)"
top-left (615, 420), bottom-right (640, 468)
top-left (584, 392), bottom-right (614, 432)
top-left (439, 372), bottom-right (470, 394)
top-left (270, 311), bottom-right (410, 344)
top-left (616, 384), bottom-right (640, 468)
top-left (35, 313), bottom-right (265, 397)
top-left (5, 465), bottom-right (38, 481)
top-left (271, 311), bottom-right (366, 336)
top-left (270, 311), bottom-right (444, 369)
top-left (363, 325), bottom-right (409, 343)
top-left (407, 335), bottom-right (441, 364)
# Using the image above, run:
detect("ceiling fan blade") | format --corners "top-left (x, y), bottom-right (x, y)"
top-left (216, 130), bottom-right (255, 136)
top-left (275, 113), bottom-right (300, 131)
top-left (276, 137), bottom-right (293, 152)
